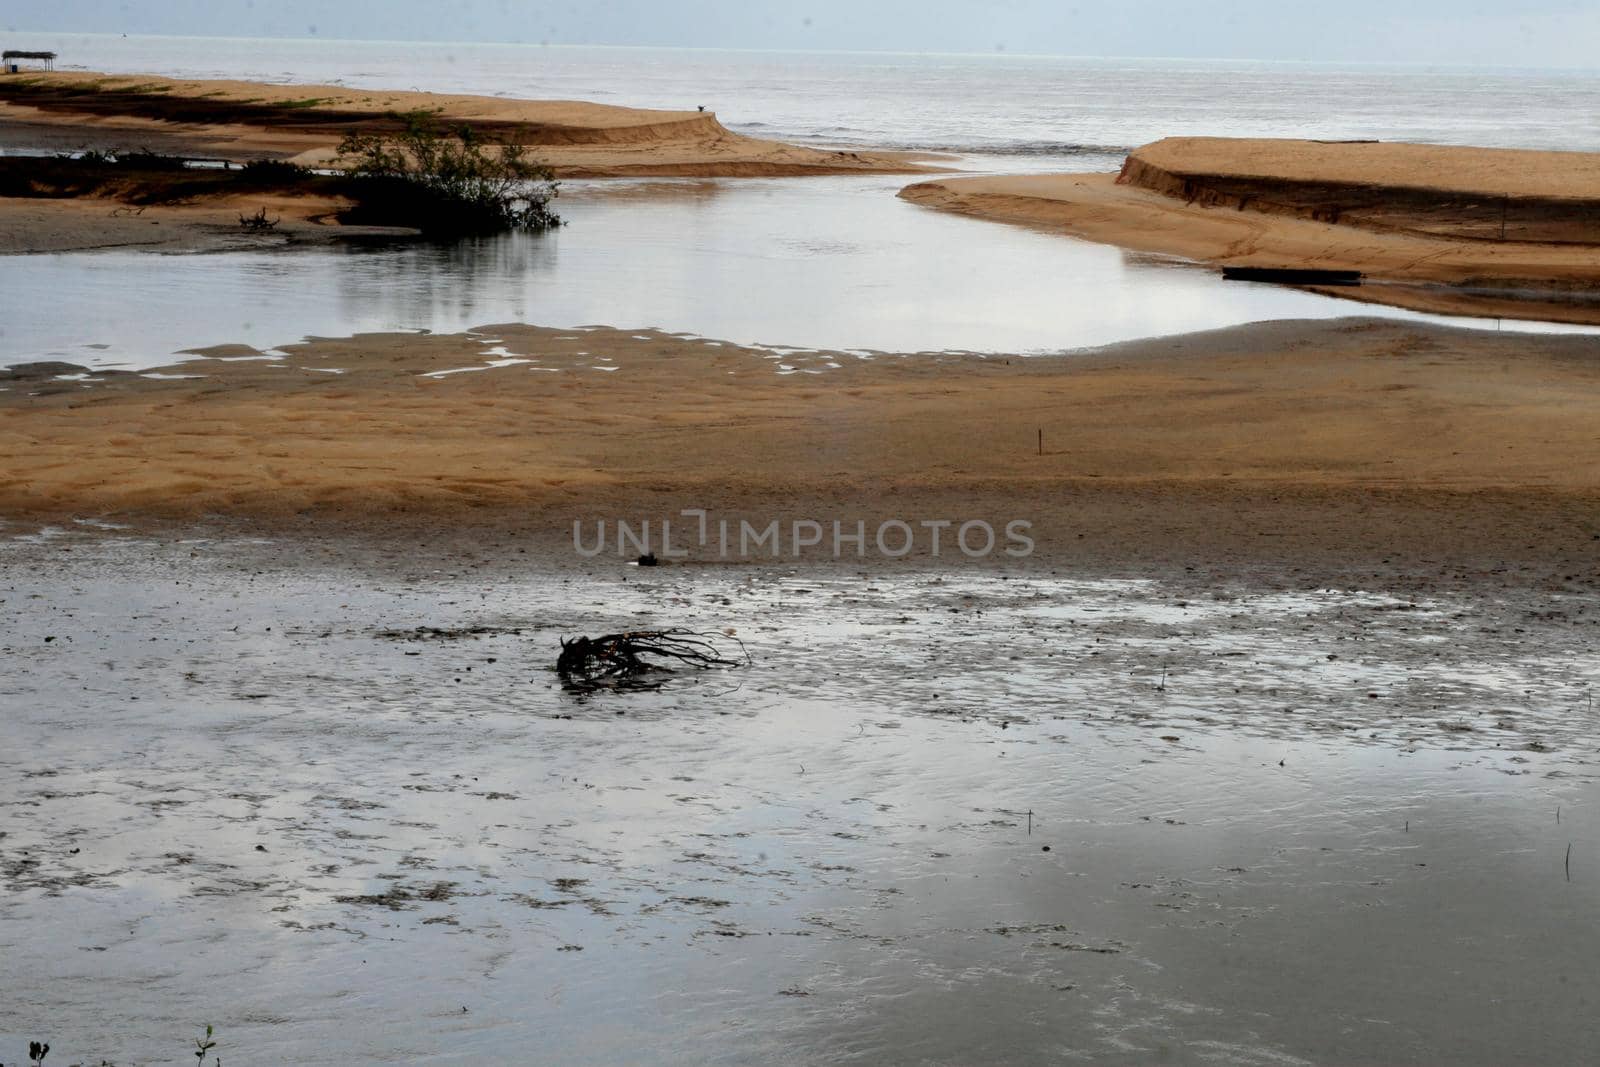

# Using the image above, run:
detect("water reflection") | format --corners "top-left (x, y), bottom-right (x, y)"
top-left (329, 233), bottom-right (557, 329)
top-left (2, 536), bottom-right (1597, 1064)
top-left (0, 175), bottom-right (1590, 370)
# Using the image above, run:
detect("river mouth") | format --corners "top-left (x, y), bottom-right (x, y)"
top-left (2, 527), bottom-right (1595, 1064)
top-left (5, 37), bottom-right (1599, 1066)
top-left (3, 174), bottom-right (1591, 372)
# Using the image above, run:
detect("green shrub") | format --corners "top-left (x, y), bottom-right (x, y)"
top-left (334, 112), bottom-right (560, 237)
top-left (239, 158), bottom-right (311, 182)
top-left (111, 149), bottom-right (187, 171)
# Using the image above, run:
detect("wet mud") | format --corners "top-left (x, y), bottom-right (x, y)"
top-left (1, 526), bottom-right (1597, 1064)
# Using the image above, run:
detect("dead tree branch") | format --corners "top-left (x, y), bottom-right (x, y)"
top-left (556, 629), bottom-right (747, 692)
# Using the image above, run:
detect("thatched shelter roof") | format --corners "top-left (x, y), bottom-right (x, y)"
top-left (3, 51), bottom-right (57, 60)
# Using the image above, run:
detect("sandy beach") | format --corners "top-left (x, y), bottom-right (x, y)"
top-left (4, 318), bottom-right (1599, 578)
top-left (902, 138), bottom-right (1600, 324)
top-left (0, 71), bottom-right (934, 251)
top-left (0, 72), bottom-right (929, 176)
top-left (3, 91), bottom-right (1598, 572)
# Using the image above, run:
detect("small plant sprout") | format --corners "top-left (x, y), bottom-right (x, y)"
top-left (29, 1039), bottom-right (49, 1065)
top-left (195, 1023), bottom-right (218, 1064)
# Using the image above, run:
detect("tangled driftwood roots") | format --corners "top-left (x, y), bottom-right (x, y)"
top-left (556, 629), bottom-right (747, 692)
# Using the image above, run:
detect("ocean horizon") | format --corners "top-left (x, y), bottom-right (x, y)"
top-left (7, 30), bottom-right (1599, 166)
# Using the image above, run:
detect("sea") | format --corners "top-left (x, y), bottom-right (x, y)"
top-left (2, 32), bottom-right (1598, 366)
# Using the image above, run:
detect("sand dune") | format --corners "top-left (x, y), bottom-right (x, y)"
top-left (0, 72), bottom-right (929, 177)
top-left (901, 138), bottom-right (1600, 323)
top-left (4, 319), bottom-right (1600, 571)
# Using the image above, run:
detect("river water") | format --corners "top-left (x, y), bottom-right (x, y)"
top-left (2, 174), bottom-right (1591, 371)
top-left (2, 35), bottom-right (1597, 366)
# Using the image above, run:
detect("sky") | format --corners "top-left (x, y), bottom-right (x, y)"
top-left (8, 0), bottom-right (1599, 68)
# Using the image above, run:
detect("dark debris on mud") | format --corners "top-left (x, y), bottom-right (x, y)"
top-left (376, 624), bottom-right (534, 641)
top-left (555, 629), bottom-right (748, 693)
top-left (334, 880), bottom-right (459, 911)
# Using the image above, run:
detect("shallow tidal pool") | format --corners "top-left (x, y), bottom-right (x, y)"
top-left (3, 174), bottom-right (1593, 374)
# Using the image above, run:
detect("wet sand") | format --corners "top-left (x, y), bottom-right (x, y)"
top-left (3, 318), bottom-right (1600, 578)
top-left (0, 190), bottom-right (416, 253)
top-left (1, 527), bottom-right (1596, 1064)
top-left (901, 138), bottom-right (1600, 325)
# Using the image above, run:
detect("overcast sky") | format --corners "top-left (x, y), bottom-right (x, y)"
top-left (10, 1), bottom-right (1599, 68)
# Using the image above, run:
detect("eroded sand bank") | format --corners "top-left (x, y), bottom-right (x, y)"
top-left (0, 72), bottom-right (929, 177)
top-left (901, 138), bottom-right (1600, 324)
top-left (0, 71), bottom-right (934, 252)
top-left (4, 319), bottom-right (1599, 575)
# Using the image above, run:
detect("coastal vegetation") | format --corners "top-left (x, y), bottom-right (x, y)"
top-left (333, 111), bottom-right (561, 236)
top-left (0, 112), bottom-right (561, 238)
top-left (0, 150), bottom-right (305, 205)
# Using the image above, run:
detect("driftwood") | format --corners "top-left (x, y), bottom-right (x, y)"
top-left (556, 629), bottom-right (746, 692)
